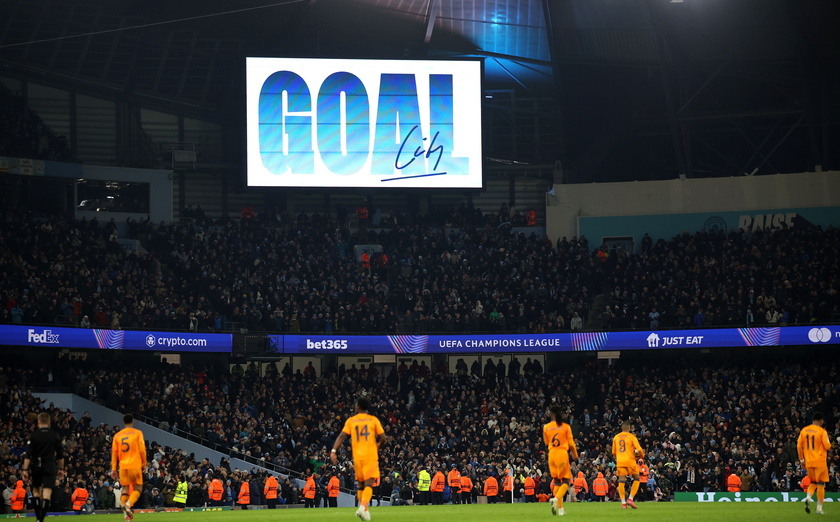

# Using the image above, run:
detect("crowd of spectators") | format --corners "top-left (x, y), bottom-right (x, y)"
top-left (2, 208), bottom-right (837, 335)
top-left (598, 228), bottom-right (839, 330)
top-left (4, 347), bottom-right (838, 509)
top-left (0, 365), bottom-right (312, 512)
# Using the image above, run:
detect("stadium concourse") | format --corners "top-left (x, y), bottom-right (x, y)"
top-left (2, 342), bottom-right (838, 511)
top-left (0, 209), bottom-right (837, 334)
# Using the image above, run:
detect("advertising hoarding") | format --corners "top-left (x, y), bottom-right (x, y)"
top-left (0, 325), bottom-right (232, 352)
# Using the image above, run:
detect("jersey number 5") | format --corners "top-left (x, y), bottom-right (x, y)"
top-left (121, 436), bottom-right (130, 453)
top-left (354, 424), bottom-right (370, 442)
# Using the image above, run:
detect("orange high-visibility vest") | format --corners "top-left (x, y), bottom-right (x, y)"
top-left (71, 487), bottom-right (89, 510)
top-left (573, 473), bottom-right (588, 493)
top-left (237, 482), bottom-right (250, 504)
top-left (592, 475), bottom-right (609, 496)
top-left (727, 474), bottom-right (741, 492)
top-left (503, 474), bottom-right (513, 492)
top-left (264, 476), bottom-right (278, 499)
top-left (524, 476), bottom-right (535, 496)
top-left (460, 476), bottom-right (472, 493)
top-left (11, 482), bottom-right (26, 511)
top-left (448, 469), bottom-right (461, 489)
top-left (208, 479), bottom-right (224, 501)
top-left (328, 476), bottom-right (340, 497)
top-left (484, 476), bottom-right (498, 496)
top-left (431, 472), bottom-right (445, 492)
top-left (304, 476), bottom-right (316, 499)
top-left (639, 464), bottom-right (649, 484)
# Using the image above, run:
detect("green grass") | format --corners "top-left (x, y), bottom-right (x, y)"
top-left (70, 501), bottom-right (833, 521)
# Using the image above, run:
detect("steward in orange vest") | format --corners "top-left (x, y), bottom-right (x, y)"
top-left (11, 480), bottom-right (26, 512)
top-left (638, 462), bottom-right (649, 484)
top-left (483, 475), bottom-right (498, 503)
top-left (524, 475), bottom-right (536, 503)
top-left (459, 475), bottom-right (473, 504)
top-left (263, 475), bottom-right (279, 509)
top-left (71, 484), bottom-right (89, 511)
top-left (208, 477), bottom-right (224, 505)
top-left (327, 475), bottom-right (340, 507)
top-left (592, 472), bottom-right (609, 501)
top-left (237, 478), bottom-right (250, 509)
top-left (303, 474), bottom-right (317, 508)
top-left (573, 471), bottom-right (588, 501)
top-left (448, 466), bottom-right (462, 504)
top-left (637, 460), bottom-right (650, 501)
top-left (727, 472), bottom-right (742, 492)
top-left (502, 473), bottom-right (513, 503)
top-left (431, 470), bottom-right (445, 505)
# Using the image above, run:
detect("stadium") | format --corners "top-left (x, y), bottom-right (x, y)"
top-left (0, 0), bottom-right (838, 521)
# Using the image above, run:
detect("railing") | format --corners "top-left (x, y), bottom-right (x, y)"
top-left (12, 318), bottom-right (840, 337)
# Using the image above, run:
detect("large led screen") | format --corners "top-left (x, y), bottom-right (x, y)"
top-left (246, 57), bottom-right (483, 188)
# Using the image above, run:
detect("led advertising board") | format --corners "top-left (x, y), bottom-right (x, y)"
top-left (0, 325), bottom-right (232, 352)
top-left (270, 325), bottom-right (839, 354)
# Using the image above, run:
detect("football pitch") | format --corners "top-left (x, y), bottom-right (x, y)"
top-left (75, 502), bottom-right (830, 521)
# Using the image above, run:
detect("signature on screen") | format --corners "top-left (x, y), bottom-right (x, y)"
top-left (381, 125), bottom-right (447, 182)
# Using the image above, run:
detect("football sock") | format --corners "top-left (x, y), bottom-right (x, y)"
top-left (629, 480), bottom-right (640, 500)
top-left (807, 483), bottom-right (816, 500)
top-left (33, 498), bottom-right (42, 521)
top-left (41, 498), bottom-right (51, 521)
top-left (361, 486), bottom-right (373, 507)
top-left (556, 483), bottom-right (569, 507)
top-left (129, 490), bottom-right (141, 507)
top-left (817, 484), bottom-right (825, 504)
top-left (121, 494), bottom-right (129, 507)
top-left (618, 482), bottom-right (626, 501)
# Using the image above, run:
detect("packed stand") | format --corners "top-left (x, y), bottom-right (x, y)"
top-left (596, 228), bottom-right (840, 330)
top-left (0, 366), bottom-right (310, 512)
top-left (0, 209), bottom-right (592, 333)
top-left (1, 208), bottom-right (838, 334)
top-left (13, 348), bottom-right (839, 507)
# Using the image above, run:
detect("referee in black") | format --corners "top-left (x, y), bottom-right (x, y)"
top-left (20, 413), bottom-right (64, 522)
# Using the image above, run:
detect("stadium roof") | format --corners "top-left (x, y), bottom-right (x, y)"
top-left (1, 0), bottom-right (837, 181)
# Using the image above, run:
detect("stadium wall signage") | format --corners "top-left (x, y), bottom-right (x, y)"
top-left (675, 492), bottom-right (840, 502)
top-left (246, 57), bottom-right (483, 188)
top-left (271, 325), bottom-right (840, 354)
top-left (0, 325), bottom-right (232, 352)
top-left (578, 206), bottom-right (839, 252)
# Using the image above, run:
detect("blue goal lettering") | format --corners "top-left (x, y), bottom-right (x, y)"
top-left (258, 71), bottom-right (467, 178)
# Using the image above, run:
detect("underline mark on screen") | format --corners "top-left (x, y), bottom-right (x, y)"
top-left (381, 172), bottom-right (448, 182)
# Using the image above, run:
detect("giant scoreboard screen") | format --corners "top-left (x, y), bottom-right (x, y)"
top-left (246, 57), bottom-right (483, 188)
